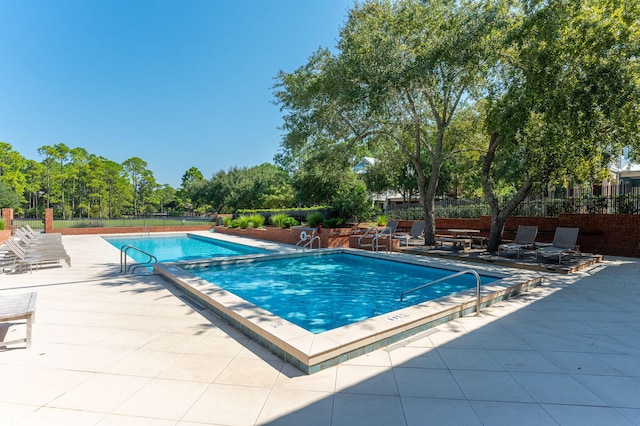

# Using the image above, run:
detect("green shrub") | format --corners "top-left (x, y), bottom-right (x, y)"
top-left (306, 212), bottom-right (325, 228)
top-left (246, 214), bottom-right (265, 228)
top-left (0, 219), bottom-right (5, 230)
top-left (271, 213), bottom-right (299, 228)
top-left (230, 214), bottom-right (266, 229)
top-left (375, 214), bottom-right (388, 226)
top-left (324, 217), bottom-right (346, 228)
top-left (223, 217), bottom-right (233, 227)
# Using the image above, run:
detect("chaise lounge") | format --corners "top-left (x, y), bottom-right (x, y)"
top-left (498, 225), bottom-right (538, 258)
top-left (536, 227), bottom-right (580, 264)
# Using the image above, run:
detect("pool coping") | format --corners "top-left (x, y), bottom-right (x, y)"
top-left (154, 240), bottom-right (542, 374)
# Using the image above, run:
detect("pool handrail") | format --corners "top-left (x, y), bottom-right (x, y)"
top-left (120, 244), bottom-right (158, 274)
top-left (400, 269), bottom-right (482, 315)
top-left (295, 228), bottom-right (321, 250)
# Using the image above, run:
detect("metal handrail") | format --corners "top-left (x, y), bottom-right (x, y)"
top-left (120, 244), bottom-right (158, 274)
top-left (357, 226), bottom-right (392, 253)
top-left (295, 229), bottom-right (322, 251)
top-left (400, 269), bottom-right (482, 315)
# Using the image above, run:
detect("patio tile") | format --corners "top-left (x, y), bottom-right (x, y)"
top-left (451, 370), bottom-right (535, 403)
top-left (0, 402), bottom-right (38, 424)
top-left (0, 368), bottom-right (92, 405)
top-left (187, 334), bottom-right (247, 357)
top-left (436, 347), bottom-right (504, 371)
top-left (394, 367), bottom-right (465, 399)
top-left (104, 349), bottom-right (179, 377)
top-left (538, 350), bottom-right (623, 375)
top-left (402, 397), bottom-right (481, 425)
top-left (332, 393), bottom-right (404, 426)
top-left (391, 346), bottom-right (447, 370)
top-left (214, 357), bottom-right (283, 388)
top-left (487, 349), bottom-right (563, 373)
top-left (98, 414), bottom-right (176, 425)
top-left (543, 404), bottom-right (635, 425)
top-left (470, 401), bottom-right (557, 425)
top-left (113, 378), bottom-right (208, 420)
top-left (510, 372), bottom-right (606, 405)
top-left (157, 353), bottom-right (231, 382)
top-left (48, 373), bottom-right (150, 412)
top-left (334, 365), bottom-right (398, 396)
top-left (273, 363), bottom-right (337, 393)
top-left (256, 388), bottom-right (333, 425)
top-left (17, 406), bottom-right (106, 425)
top-left (572, 374), bottom-right (640, 408)
top-left (181, 383), bottom-right (270, 425)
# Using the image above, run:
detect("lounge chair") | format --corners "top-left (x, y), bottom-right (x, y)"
top-left (358, 220), bottom-right (398, 252)
top-left (4, 238), bottom-right (71, 271)
top-left (498, 225), bottom-right (538, 258)
top-left (536, 227), bottom-right (580, 264)
top-left (394, 221), bottom-right (425, 246)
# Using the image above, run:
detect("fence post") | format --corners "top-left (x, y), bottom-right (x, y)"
top-left (45, 208), bottom-right (54, 234)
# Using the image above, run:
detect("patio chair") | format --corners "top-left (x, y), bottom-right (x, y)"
top-left (4, 238), bottom-right (71, 271)
top-left (394, 221), bottom-right (425, 246)
top-left (536, 227), bottom-right (580, 264)
top-left (498, 225), bottom-right (538, 258)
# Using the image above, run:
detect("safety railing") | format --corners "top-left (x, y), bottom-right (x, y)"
top-left (120, 244), bottom-right (157, 274)
top-left (295, 228), bottom-right (321, 250)
top-left (400, 269), bottom-right (482, 315)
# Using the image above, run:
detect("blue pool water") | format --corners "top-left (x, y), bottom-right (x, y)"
top-left (186, 253), bottom-right (498, 333)
top-left (104, 234), bottom-right (268, 263)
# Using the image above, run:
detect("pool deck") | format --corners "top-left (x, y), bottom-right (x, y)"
top-left (1, 232), bottom-right (640, 425)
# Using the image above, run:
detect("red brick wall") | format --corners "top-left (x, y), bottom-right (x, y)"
top-left (0, 229), bottom-right (10, 245)
top-left (436, 215), bottom-right (640, 257)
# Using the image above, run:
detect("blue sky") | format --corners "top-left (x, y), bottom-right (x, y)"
top-left (0, 0), bottom-right (354, 187)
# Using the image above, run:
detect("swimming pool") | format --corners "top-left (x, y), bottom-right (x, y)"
top-left (186, 253), bottom-right (499, 333)
top-left (104, 233), bottom-right (269, 264)
top-left (156, 248), bottom-right (542, 374)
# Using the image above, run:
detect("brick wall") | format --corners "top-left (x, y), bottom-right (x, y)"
top-left (437, 215), bottom-right (640, 258)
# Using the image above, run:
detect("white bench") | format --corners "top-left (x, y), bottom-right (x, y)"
top-left (0, 292), bottom-right (37, 348)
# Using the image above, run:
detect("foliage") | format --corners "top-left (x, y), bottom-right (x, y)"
top-left (324, 217), bottom-right (346, 228)
top-left (0, 182), bottom-right (21, 209)
top-left (305, 212), bottom-right (325, 228)
top-left (0, 219), bottom-right (5, 230)
top-left (479, 0), bottom-right (640, 251)
top-left (270, 213), bottom-right (300, 228)
top-left (375, 214), bottom-right (387, 226)
top-left (229, 214), bottom-right (265, 229)
top-left (330, 179), bottom-right (375, 223)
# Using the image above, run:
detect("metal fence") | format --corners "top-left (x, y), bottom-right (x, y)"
top-left (387, 192), bottom-right (640, 219)
top-left (11, 216), bottom-right (215, 231)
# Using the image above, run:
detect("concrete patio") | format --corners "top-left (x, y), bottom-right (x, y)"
top-left (1, 233), bottom-right (639, 425)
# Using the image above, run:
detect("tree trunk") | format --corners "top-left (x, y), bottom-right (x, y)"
top-left (481, 133), bottom-right (534, 252)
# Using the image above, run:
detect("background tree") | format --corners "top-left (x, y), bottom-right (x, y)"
top-left (122, 157), bottom-right (150, 216)
top-left (275, 0), bottom-right (492, 243)
top-left (480, 0), bottom-right (640, 251)
top-left (0, 142), bottom-right (28, 205)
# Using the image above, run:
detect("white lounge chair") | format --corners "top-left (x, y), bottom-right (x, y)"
top-left (498, 225), bottom-right (538, 258)
top-left (536, 227), bottom-right (580, 264)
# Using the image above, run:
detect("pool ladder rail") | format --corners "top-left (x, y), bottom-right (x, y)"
top-left (357, 226), bottom-right (393, 253)
top-left (120, 244), bottom-right (158, 274)
top-left (295, 228), bottom-right (321, 251)
top-left (400, 269), bottom-right (482, 315)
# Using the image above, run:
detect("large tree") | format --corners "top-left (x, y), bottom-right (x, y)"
top-left (275, 0), bottom-right (492, 243)
top-left (480, 0), bottom-right (640, 251)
